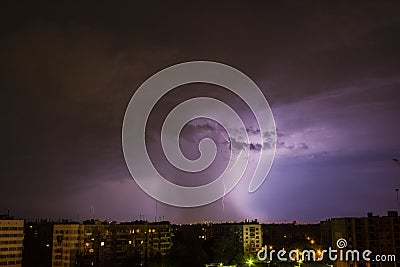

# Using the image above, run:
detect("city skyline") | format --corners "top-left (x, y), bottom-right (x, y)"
top-left (1, 2), bottom-right (400, 224)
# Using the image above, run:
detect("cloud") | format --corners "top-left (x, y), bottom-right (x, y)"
top-left (246, 127), bottom-right (261, 135)
top-left (272, 78), bottom-right (400, 160)
top-left (2, 1), bottom-right (400, 222)
top-left (230, 137), bottom-right (248, 151)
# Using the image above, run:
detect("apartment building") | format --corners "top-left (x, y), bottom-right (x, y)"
top-left (52, 220), bottom-right (172, 267)
top-left (0, 218), bottom-right (24, 267)
top-left (321, 211), bottom-right (400, 267)
top-left (242, 222), bottom-right (263, 254)
top-left (52, 223), bottom-right (81, 267)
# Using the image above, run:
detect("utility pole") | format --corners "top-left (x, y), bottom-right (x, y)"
top-left (394, 159), bottom-right (400, 213)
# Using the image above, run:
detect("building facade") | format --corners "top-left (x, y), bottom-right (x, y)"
top-left (52, 223), bottom-right (81, 267)
top-left (0, 218), bottom-right (24, 267)
top-left (52, 221), bottom-right (172, 267)
top-left (242, 223), bottom-right (263, 254)
top-left (321, 211), bottom-right (400, 267)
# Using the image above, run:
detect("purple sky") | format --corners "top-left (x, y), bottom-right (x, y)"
top-left (1, 1), bottom-right (400, 223)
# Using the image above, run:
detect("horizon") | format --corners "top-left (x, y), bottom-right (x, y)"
top-left (3, 210), bottom-right (398, 225)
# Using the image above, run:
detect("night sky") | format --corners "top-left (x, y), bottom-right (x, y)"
top-left (1, 1), bottom-right (400, 223)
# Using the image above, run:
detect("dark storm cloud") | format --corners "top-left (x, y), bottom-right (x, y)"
top-left (180, 122), bottom-right (222, 144)
top-left (249, 143), bottom-right (262, 152)
top-left (246, 128), bottom-right (261, 135)
top-left (182, 122), bottom-right (276, 153)
top-left (1, 1), bottom-right (399, 222)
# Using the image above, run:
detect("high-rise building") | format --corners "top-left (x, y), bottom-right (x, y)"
top-left (52, 223), bottom-right (81, 267)
top-left (321, 211), bottom-right (400, 267)
top-left (0, 217), bottom-right (24, 267)
top-left (242, 222), bottom-right (263, 254)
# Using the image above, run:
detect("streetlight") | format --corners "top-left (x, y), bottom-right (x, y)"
top-left (246, 258), bottom-right (254, 266)
top-left (295, 259), bottom-right (303, 267)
